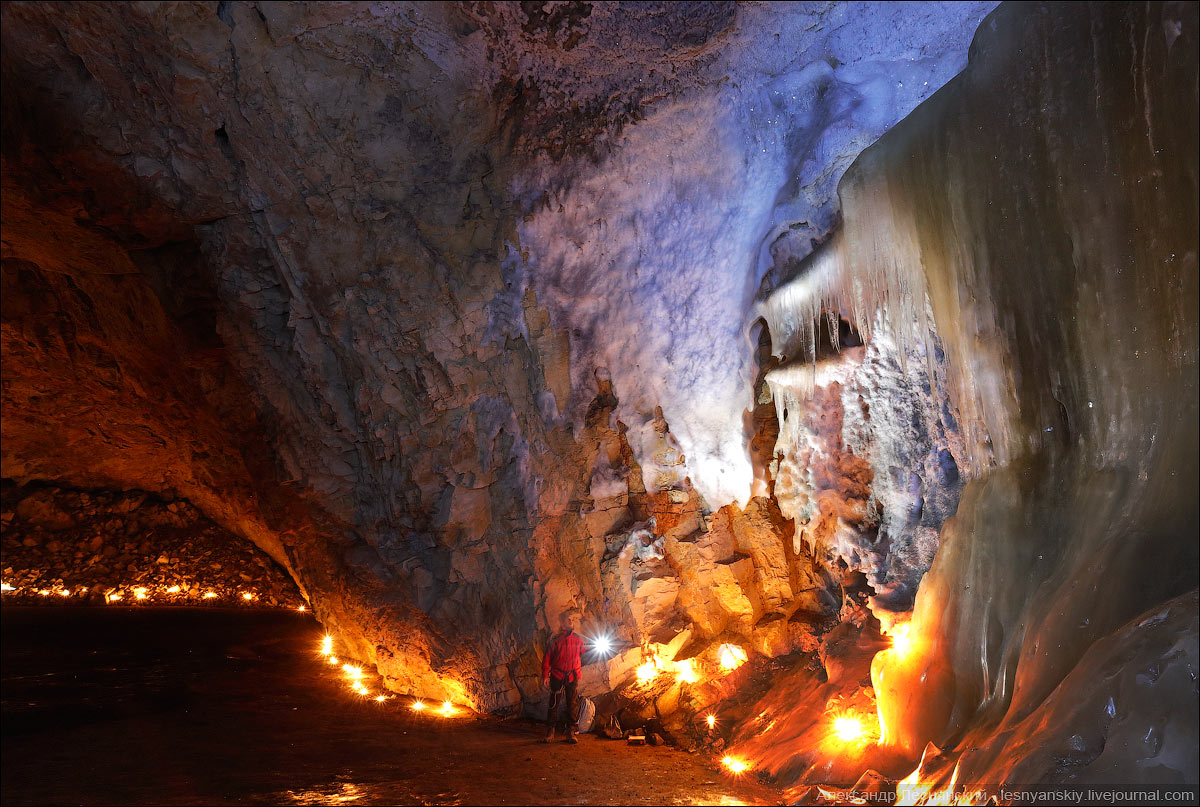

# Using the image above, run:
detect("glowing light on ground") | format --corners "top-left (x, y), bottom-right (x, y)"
top-left (717, 643), bottom-right (747, 671)
top-left (242, 592), bottom-right (254, 601)
top-left (721, 755), bottom-right (749, 774)
top-left (636, 659), bottom-right (660, 682)
top-left (38, 589), bottom-right (50, 596)
top-left (133, 587), bottom-right (148, 600)
top-left (107, 593), bottom-right (123, 602)
top-left (57, 589), bottom-right (71, 597)
top-left (825, 707), bottom-right (880, 750)
top-left (166, 585), bottom-right (181, 593)
top-left (706, 714), bottom-right (717, 729)
top-left (202, 591), bottom-right (218, 599)
top-left (297, 605), bottom-right (306, 612)
top-left (670, 658), bottom-right (696, 684)
top-left (1, 583), bottom-right (14, 591)
top-left (833, 714), bottom-right (866, 743)
top-left (315, 633), bottom-right (471, 720)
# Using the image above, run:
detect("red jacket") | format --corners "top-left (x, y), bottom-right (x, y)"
top-left (542, 629), bottom-right (584, 682)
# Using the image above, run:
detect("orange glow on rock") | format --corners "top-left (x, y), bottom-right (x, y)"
top-left (718, 643), bottom-right (747, 670)
top-left (833, 714), bottom-right (866, 743)
top-left (674, 658), bottom-right (698, 684)
top-left (636, 659), bottom-right (659, 683)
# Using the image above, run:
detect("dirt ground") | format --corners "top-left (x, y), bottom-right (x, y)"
top-left (1, 607), bottom-right (783, 806)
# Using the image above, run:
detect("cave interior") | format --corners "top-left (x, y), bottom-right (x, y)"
top-left (1, 1), bottom-right (1197, 804)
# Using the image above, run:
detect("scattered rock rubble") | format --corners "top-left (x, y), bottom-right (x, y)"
top-left (1, 482), bottom-right (303, 608)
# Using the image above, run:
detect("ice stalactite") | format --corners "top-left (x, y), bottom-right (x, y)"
top-left (755, 0), bottom-right (1200, 789)
top-left (741, 0), bottom-right (1197, 791)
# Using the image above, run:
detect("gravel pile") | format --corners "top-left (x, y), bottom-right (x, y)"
top-left (1, 482), bottom-right (303, 608)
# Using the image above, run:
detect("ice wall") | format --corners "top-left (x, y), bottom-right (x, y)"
top-left (513, 1), bottom-right (995, 509)
top-left (831, 1), bottom-right (1199, 784)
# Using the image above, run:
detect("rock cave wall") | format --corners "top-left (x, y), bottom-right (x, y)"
top-left (1, 0), bottom-right (996, 713)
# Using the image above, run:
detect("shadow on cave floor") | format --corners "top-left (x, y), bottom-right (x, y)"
top-left (0, 607), bottom-right (782, 806)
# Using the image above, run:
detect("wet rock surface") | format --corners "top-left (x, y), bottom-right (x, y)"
top-left (1, 483), bottom-right (303, 608)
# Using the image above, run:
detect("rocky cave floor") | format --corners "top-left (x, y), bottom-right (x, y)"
top-left (0, 607), bottom-right (783, 806)
top-left (1, 483), bottom-right (303, 609)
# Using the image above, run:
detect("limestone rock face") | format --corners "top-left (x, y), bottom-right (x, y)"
top-left (1, 1), bottom-right (992, 711)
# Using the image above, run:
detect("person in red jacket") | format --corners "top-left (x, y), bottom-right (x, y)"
top-left (542, 609), bottom-right (585, 743)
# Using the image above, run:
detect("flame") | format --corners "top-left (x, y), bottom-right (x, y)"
top-left (38, 589), bottom-right (51, 596)
top-left (134, 587), bottom-right (149, 600)
top-left (107, 592), bottom-right (123, 602)
top-left (297, 605), bottom-right (307, 612)
top-left (166, 585), bottom-right (181, 594)
top-left (706, 714), bottom-right (717, 729)
top-left (202, 591), bottom-right (218, 599)
top-left (321, 635), bottom-right (333, 656)
top-left (0, 583), bottom-right (14, 591)
top-left (374, 694), bottom-right (387, 703)
top-left (718, 643), bottom-right (747, 671)
top-left (721, 755), bottom-right (749, 774)
top-left (57, 589), bottom-right (71, 597)
top-left (411, 700), bottom-right (426, 711)
top-left (439, 701), bottom-right (457, 716)
top-left (342, 664), bottom-right (364, 679)
top-left (242, 592), bottom-right (254, 601)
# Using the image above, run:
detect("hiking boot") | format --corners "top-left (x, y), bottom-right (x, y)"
top-left (564, 729), bottom-right (578, 744)
top-left (543, 726), bottom-right (555, 743)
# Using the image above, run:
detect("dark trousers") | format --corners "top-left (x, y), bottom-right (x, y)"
top-left (546, 674), bottom-right (578, 730)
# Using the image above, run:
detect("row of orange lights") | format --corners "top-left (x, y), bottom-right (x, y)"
top-left (318, 634), bottom-right (461, 714)
top-left (635, 642), bottom-right (747, 687)
top-left (1, 580), bottom-right (313, 609)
